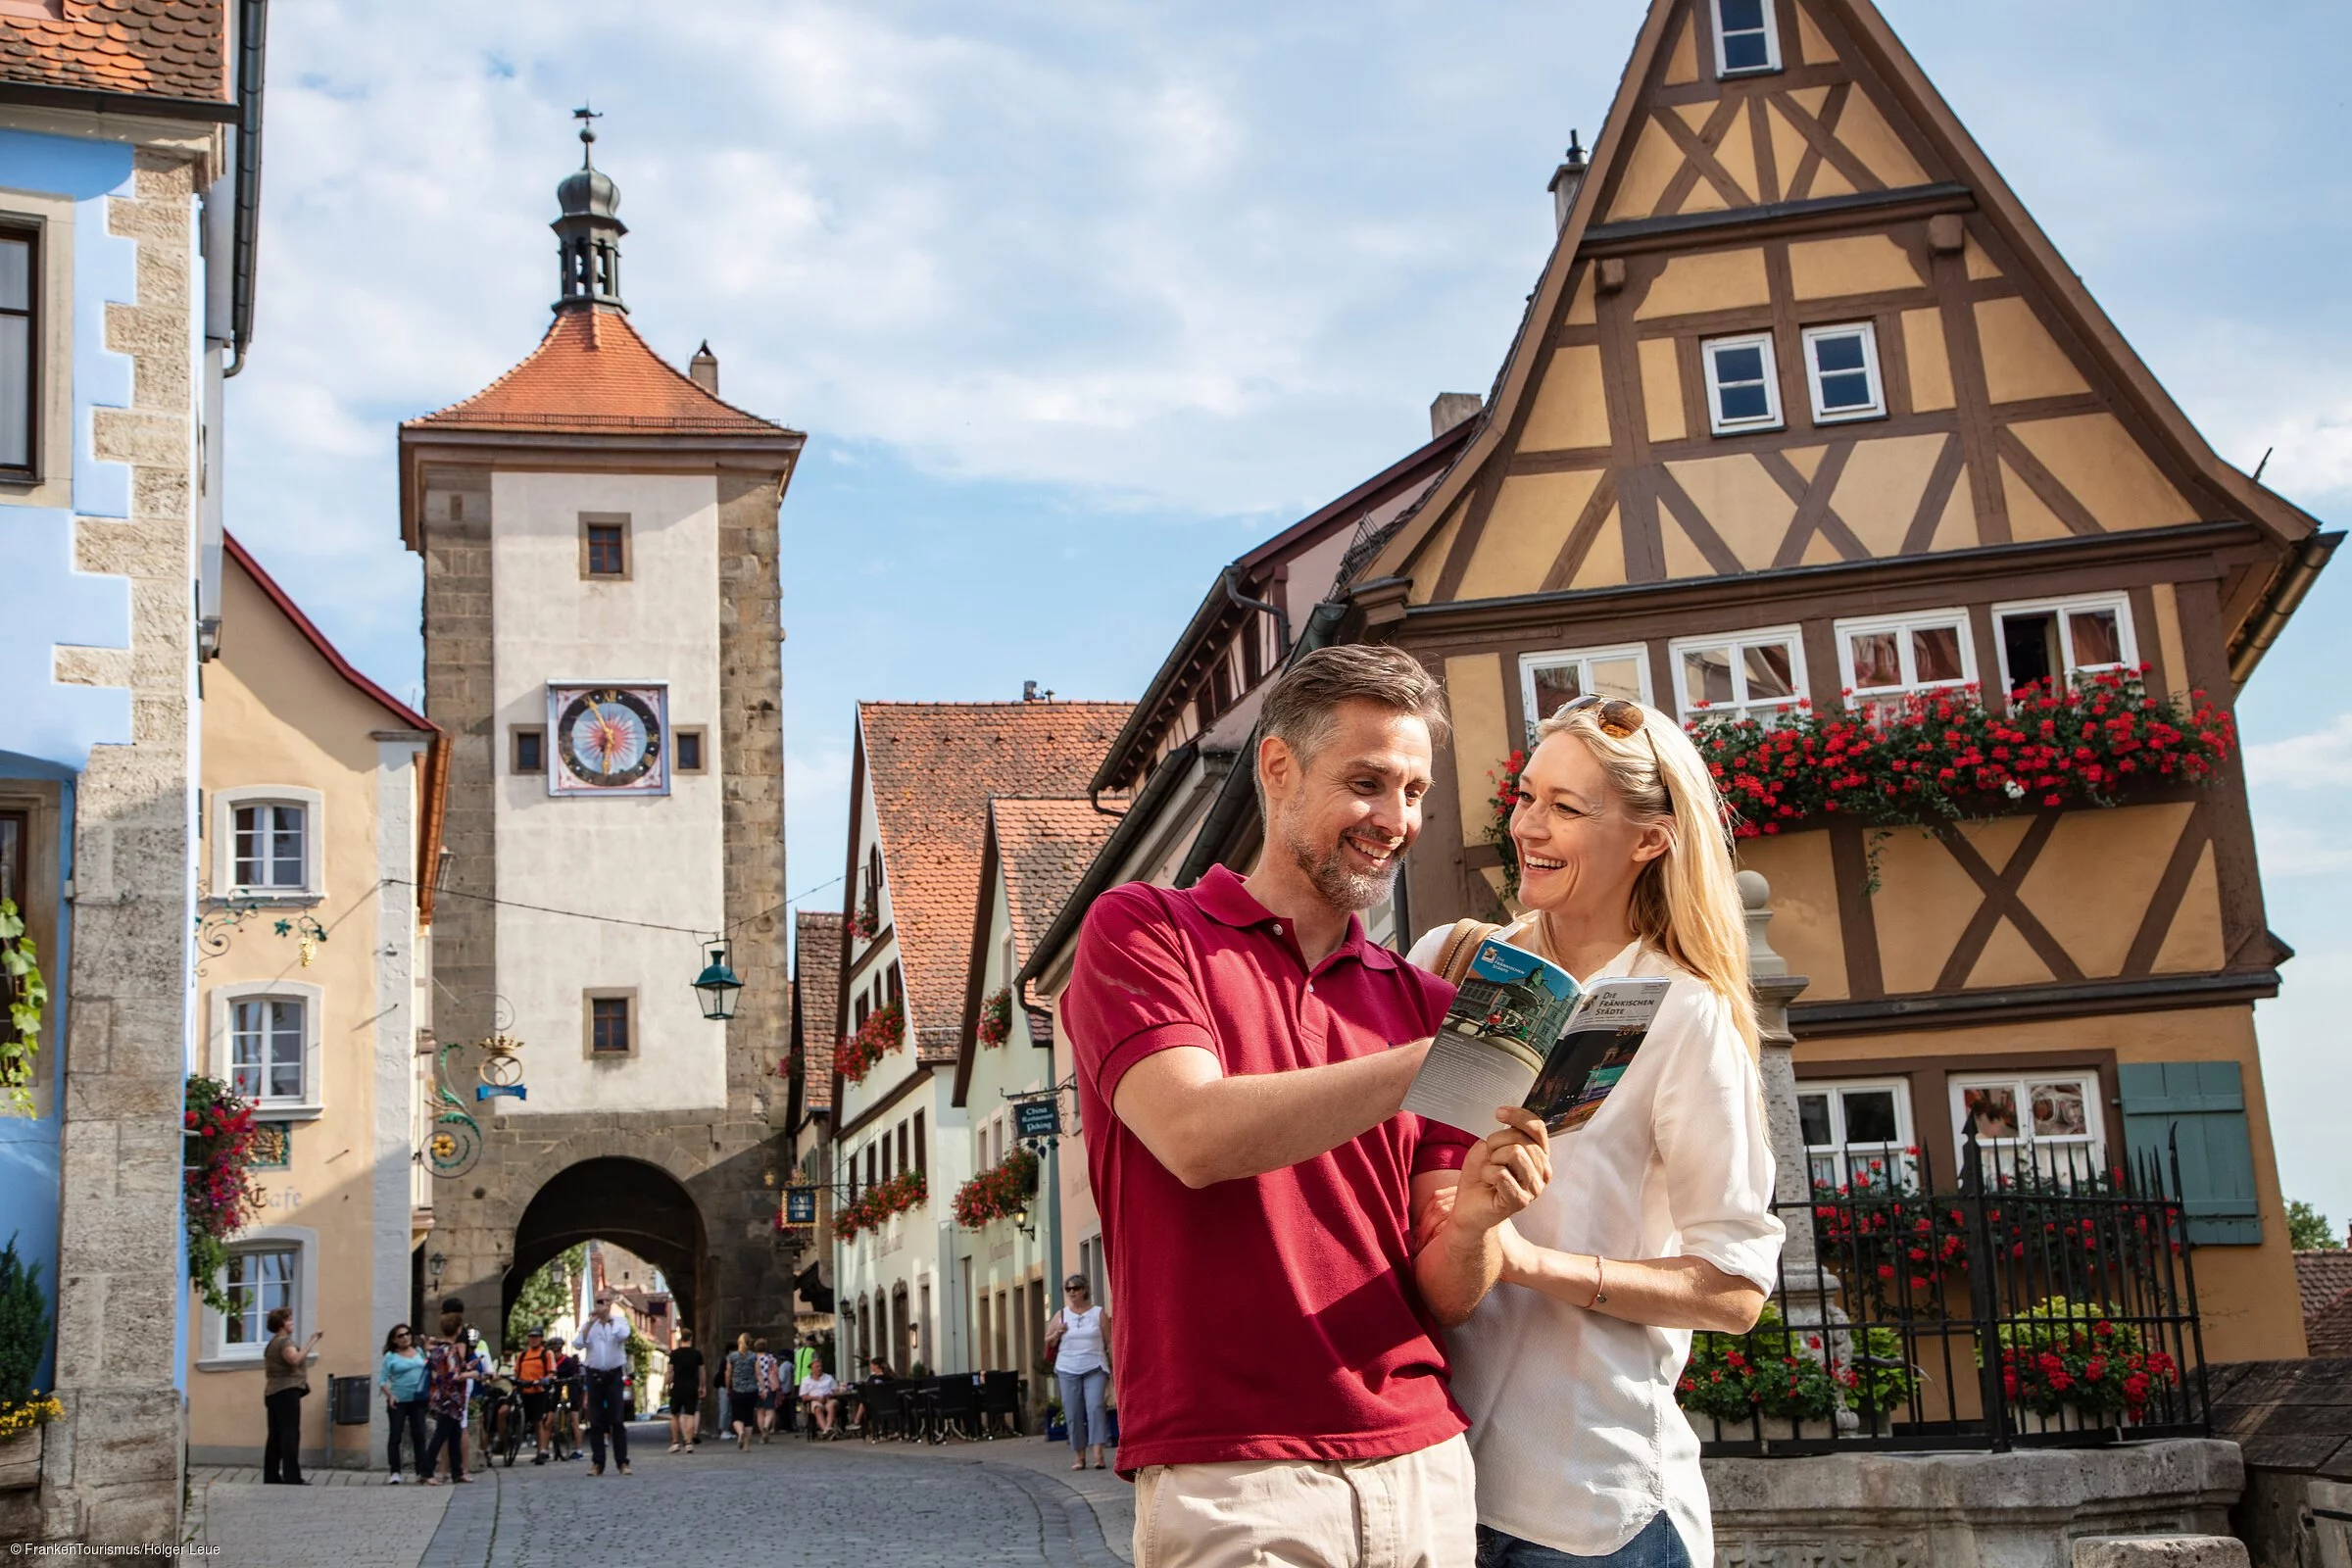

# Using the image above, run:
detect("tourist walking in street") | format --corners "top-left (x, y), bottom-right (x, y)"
top-left (724, 1333), bottom-right (761, 1447)
top-left (380, 1323), bottom-right (428, 1484)
top-left (1406, 694), bottom-right (1782, 1568)
top-left (260, 1306), bottom-right (320, 1485)
top-left (755, 1338), bottom-right (785, 1442)
top-left (580, 1292), bottom-right (633, 1476)
top-left (1062, 646), bottom-right (1548, 1568)
top-left (513, 1327), bottom-right (558, 1465)
top-left (663, 1328), bottom-right (705, 1452)
top-left (418, 1303), bottom-right (474, 1485)
top-left (1045, 1277), bottom-right (1111, 1471)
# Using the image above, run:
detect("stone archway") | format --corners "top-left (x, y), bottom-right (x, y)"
top-left (505, 1156), bottom-right (710, 1337)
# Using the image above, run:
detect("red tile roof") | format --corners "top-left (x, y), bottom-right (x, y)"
top-left (859, 703), bottom-right (1131, 1062)
top-left (795, 911), bottom-right (844, 1114)
top-left (2298, 1250), bottom-right (2352, 1348)
top-left (405, 306), bottom-right (797, 438)
top-left (0, 0), bottom-right (227, 101)
top-left (992, 798), bottom-right (1126, 985)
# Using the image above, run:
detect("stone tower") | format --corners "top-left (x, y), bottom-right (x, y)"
top-left (397, 118), bottom-right (804, 1348)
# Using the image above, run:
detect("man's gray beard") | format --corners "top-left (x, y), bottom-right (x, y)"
top-left (1280, 807), bottom-right (1398, 913)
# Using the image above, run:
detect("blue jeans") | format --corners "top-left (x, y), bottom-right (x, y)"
top-left (1057, 1367), bottom-right (1109, 1454)
top-left (1476, 1511), bottom-right (1690, 1568)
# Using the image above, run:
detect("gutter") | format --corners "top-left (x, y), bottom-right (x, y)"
top-left (222, 0), bottom-right (269, 375)
top-left (0, 81), bottom-right (239, 122)
top-left (2230, 530), bottom-right (2340, 685)
top-left (1173, 598), bottom-right (1348, 888)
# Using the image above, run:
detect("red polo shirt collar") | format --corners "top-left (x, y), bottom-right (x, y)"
top-left (1189, 864), bottom-right (1399, 971)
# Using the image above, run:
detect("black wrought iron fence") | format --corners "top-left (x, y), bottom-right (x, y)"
top-left (1684, 1130), bottom-right (2208, 1455)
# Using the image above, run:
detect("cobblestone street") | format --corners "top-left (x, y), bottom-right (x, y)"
top-left (193, 1425), bottom-right (1129, 1568)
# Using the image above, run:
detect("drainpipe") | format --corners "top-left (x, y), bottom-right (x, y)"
top-left (1222, 564), bottom-right (1291, 664)
top-left (2230, 531), bottom-right (2340, 684)
top-left (221, 0), bottom-right (268, 377)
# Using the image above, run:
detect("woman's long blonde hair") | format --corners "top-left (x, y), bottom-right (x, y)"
top-left (1531, 700), bottom-right (1758, 1055)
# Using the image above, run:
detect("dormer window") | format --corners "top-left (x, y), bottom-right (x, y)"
top-left (1714, 0), bottom-right (1782, 76)
top-left (1802, 323), bottom-right (1886, 423)
top-left (1702, 333), bottom-right (1783, 435)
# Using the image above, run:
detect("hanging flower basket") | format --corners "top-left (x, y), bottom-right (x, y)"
top-left (832, 1170), bottom-right (927, 1241)
top-left (183, 1075), bottom-right (262, 1312)
top-left (976, 987), bottom-right (1013, 1050)
top-left (953, 1146), bottom-right (1039, 1230)
top-left (850, 902), bottom-right (881, 942)
top-left (837, 1001), bottom-right (904, 1086)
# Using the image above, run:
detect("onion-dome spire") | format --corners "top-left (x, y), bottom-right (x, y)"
top-left (553, 105), bottom-right (627, 312)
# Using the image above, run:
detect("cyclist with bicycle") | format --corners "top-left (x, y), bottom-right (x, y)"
top-left (514, 1327), bottom-right (559, 1466)
top-left (549, 1336), bottom-right (585, 1461)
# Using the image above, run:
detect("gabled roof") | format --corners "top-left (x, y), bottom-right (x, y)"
top-left (2299, 1250), bottom-right (2352, 1329)
top-left (856, 702), bottom-right (1130, 1063)
top-left (953, 796), bottom-right (1127, 1105)
top-left (404, 306), bottom-right (799, 440)
top-left (0, 0), bottom-right (227, 102)
top-left (222, 533), bottom-right (450, 924)
top-left (794, 910), bottom-right (844, 1116)
top-left (1360, 0), bottom-right (2324, 644)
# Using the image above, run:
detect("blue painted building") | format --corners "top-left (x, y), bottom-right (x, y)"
top-left (0, 0), bottom-right (268, 1544)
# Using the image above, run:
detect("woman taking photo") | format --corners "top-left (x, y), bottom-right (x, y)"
top-left (1411, 695), bottom-right (1783, 1568)
top-left (380, 1323), bottom-right (428, 1483)
top-left (260, 1306), bottom-right (320, 1485)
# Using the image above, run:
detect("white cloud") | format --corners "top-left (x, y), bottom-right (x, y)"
top-left (2245, 714), bottom-right (2352, 790)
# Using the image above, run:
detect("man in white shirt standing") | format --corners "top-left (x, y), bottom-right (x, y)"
top-left (797, 1356), bottom-right (840, 1438)
top-left (579, 1294), bottom-right (633, 1476)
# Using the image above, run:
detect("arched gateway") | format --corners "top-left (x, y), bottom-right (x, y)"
top-left (400, 123), bottom-right (806, 1353)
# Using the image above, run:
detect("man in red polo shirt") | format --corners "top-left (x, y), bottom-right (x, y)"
top-left (1064, 645), bottom-right (1549, 1568)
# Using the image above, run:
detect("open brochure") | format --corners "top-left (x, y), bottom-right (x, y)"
top-left (1400, 937), bottom-right (1673, 1138)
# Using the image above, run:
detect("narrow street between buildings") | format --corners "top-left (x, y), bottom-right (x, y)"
top-left (191, 1422), bottom-right (1131, 1568)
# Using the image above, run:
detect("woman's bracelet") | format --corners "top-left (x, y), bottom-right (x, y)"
top-left (1585, 1254), bottom-right (1609, 1310)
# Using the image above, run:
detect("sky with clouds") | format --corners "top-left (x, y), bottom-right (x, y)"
top-left (224, 0), bottom-right (2352, 1225)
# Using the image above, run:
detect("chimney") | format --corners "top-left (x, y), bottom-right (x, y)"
top-left (1022, 680), bottom-right (1042, 703)
top-left (1430, 393), bottom-right (1484, 439)
top-left (1547, 130), bottom-right (1588, 233)
top-left (689, 340), bottom-right (719, 394)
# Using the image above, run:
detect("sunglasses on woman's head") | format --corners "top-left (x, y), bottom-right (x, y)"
top-left (1555, 693), bottom-right (1646, 740)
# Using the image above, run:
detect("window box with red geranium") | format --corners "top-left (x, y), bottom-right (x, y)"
top-left (850, 901), bottom-right (880, 942)
top-left (837, 1001), bottom-right (903, 1086)
top-left (1985, 1296), bottom-right (2180, 1429)
top-left (976, 987), bottom-right (1012, 1050)
top-left (953, 1146), bottom-right (1038, 1230)
top-left (832, 1170), bottom-right (926, 1242)
top-left (183, 1075), bottom-right (262, 1312)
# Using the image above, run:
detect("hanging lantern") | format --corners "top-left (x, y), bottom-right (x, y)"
top-left (692, 942), bottom-right (743, 1021)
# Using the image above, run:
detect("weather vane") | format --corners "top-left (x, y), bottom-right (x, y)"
top-left (573, 102), bottom-right (602, 158)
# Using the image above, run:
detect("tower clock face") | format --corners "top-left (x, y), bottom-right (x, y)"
top-left (546, 684), bottom-right (669, 796)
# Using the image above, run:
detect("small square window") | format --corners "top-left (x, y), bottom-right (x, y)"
top-left (673, 727), bottom-right (706, 774)
top-left (512, 727), bottom-right (546, 774)
top-left (1797, 1077), bottom-right (1915, 1190)
top-left (1993, 594), bottom-right (2135, 698)
top-left (587, 993), bottom-right (634, 1055)
top-left (1836, 610), bottom-right (1975, 704)
top-left (1702, 333), bottom-right (1783, 435)
top-left (233, 803), bottom-right (308, 892)
top-left (1802, 323), bottom-right (1886, 423)
top-left (1670, 626), bottom-right (1805, 721)
top-left (579, 514), bottom-right (631, 579)
top-left (1713, 0), bottom-right (1782, 76)
top-left (230, 996), bottom-right (307, 1103)
top-left (1520, 645), bottom-right (1650, 739)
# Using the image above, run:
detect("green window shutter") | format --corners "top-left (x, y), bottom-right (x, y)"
top-left (2118, 1060), bottom-right (2262, 1245)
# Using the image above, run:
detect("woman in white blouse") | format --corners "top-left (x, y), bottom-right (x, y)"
top-left (1410, 694), bottom-right (1784, 1568)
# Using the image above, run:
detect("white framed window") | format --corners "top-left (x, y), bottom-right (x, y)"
top-left (1713, 0), bottom-right (1782, 75)
top-left (1797, 1078), bottom-right (1916, 1191)
top-left (1702, 333), bottom-right (1783, 435)
top-left (209, 980), bottom-right (323, 1118)
top-left (1951, 1070), bottom-right (2107, 1184)
top-left (1801, 322), bottom-right (1886, 423)
top-left (1670, 625), bottom-right (1806, 721)
top-left (198, 1225), bottom-right (319, 1370)
top-left (1993, 593), bottom-right (2136, 698)
top-left (1519, 645), bottom-right (1651, 739)
top-left (1835, 609), bottom-right (1975, 703)
top-left (212, 786), bottom-right (324, 901)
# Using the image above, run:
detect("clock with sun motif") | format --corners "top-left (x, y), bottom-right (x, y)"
top-left (546, 683), bottom-right (669, 796)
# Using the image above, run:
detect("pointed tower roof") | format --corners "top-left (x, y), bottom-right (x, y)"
top-left (403, 307), bottom-right (789, 438)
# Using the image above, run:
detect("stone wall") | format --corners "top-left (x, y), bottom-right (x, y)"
top-left (43, 148), bottom-right (202, 1546)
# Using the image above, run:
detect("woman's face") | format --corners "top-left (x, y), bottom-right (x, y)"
top-left (1509, 730), bottom-right (1670, 919)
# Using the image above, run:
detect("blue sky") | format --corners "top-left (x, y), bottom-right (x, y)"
top-left (225, 1), bottom-right (2352, 1228)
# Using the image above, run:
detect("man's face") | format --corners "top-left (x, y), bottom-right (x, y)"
top-left (1261, 700), bottom-right (1434, 914)
top-left (596, 1298), bottom-right (613, 1318)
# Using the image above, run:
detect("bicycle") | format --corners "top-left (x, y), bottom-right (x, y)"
top-left (549, 1375), bottom-right (585, 1461)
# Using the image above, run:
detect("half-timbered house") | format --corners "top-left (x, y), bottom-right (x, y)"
top-left (1343, 0), bottom-right (2333, 1362)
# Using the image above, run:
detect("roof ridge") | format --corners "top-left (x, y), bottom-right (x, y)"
top-left (404, 307), bottom-right (796, 436)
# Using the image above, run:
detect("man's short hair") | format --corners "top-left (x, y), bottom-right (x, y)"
top-left (1256, 645), bottom-right (1449, 808)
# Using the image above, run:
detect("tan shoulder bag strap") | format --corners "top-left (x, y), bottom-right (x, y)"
top-left (1432, 917), bottom-right (1500, 985)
